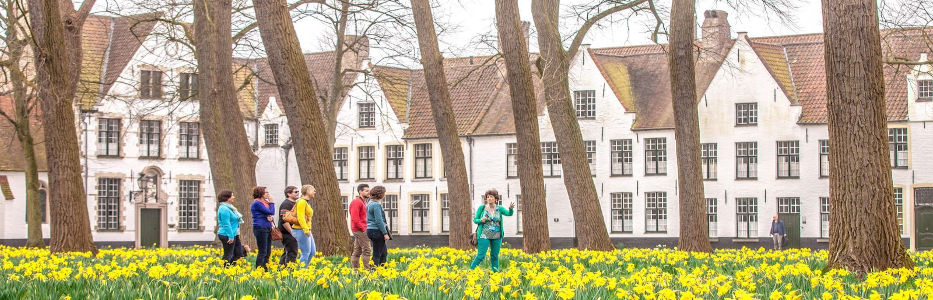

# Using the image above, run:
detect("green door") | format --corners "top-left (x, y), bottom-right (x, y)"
top-left (140, 208), bottom-right (161, 248)
top-left (778, 213), bottom-right (801, 248)
top-left (915, 188), bottom-right (933, 250)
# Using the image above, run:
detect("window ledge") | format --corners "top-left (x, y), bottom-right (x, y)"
top-left (412, 178), bottom-right (434, 182)
top-left (176, 229), bottom-right (204, 233)
top-left (645, 173), bottom-right (667, 176)
top-left (357, 179), bottom-right (376, 183)
top-left (709, 238), bottom-right (720, 242)
top-left (732, 238), bottom-right (760, 243)
top-left (409, 232), bottom-right (432, 236)
top-left (735, 124), bottom-right (758, 127)
top-left (704, 178), bottom-right (718, 181)
top-left (357, 126), bottom-right (376, 130)
top-left (97, 229), bottom-right (124, 233)
top-left (735, 177), bottom-right (758, 181)
top-left (97, 155), bottom-right (123, 159)
top-left (177, 157), bottom-right (202, 161)
top-left (644, 231), bottom-right (668, 234)
top-left (506, 176), bottom-right (518, 179)
top-left (819, 176), bottom-right (829, 179)
top-left (262, 144), bottom-right (279, 148)
top-left (384, 179), bottom-right (404, 183)
top-left (139, 156), bottom-right (164, 160)
top-left (776, 176), bottom-right (800, 180)
top-left (611, 232), bottom-right (633, 234)
top-left (917, 98), bottom-right (932, 102)
top-left (817, 238), bottom-right (829, 243)
top-left (892, 167), bottom-right (909, 170)
top-left (610, 174), bottom-right (634, 177)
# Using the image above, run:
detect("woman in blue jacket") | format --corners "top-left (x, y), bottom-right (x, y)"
top-left (470, 189), bottom-right (514, 272)
top-left (250, 186), bottom-right (276, 269)
top-left (366, 186), bottom-right (390, 267)
top-left (216, 190), bottom-right (245, 266)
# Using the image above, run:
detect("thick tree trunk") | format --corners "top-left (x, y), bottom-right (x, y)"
top-left (668, 0), bottom-right (712, 253)
top-left (531, 0), bottom-right (613, 251)
top-left (26, 0), bottom-right (96, 253)
top-left (410, 0), bottom-right (473, 249)
top-left (192, 0), bottom-right (259, 247)
top-left (822, 0), bottom-right (913, 273)
top-left (253, 0), bottom-right (351, 255)
top-left (494, 0), bottom-right (551, 253)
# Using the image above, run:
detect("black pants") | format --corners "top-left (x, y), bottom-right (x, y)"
top-left (279, 230), bottom-right (298, 266)
top-left (367, 229), bottom-right (388, 266)
top-left (218, 234), bottom-right (244, 266)
top-left (253, 227), bottom-right (272, 269)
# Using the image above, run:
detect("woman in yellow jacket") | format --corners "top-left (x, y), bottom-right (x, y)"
top-left (291, 185), bottom-right (316, 267)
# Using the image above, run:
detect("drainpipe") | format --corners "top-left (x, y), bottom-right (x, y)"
top-left (467, 136), bottom-right (474, 199)
top-left (282, 139), bottom-right (292, 187)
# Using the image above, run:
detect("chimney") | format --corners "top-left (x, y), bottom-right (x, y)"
top-left (701, 10), bottom-right (731, 50)
top-left (343, 35), bottom-right (370, 65)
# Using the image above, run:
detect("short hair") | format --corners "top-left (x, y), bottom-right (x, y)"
top-left (252, 186), bottom-right (267, 199)
top-left (484, 189), bottom-right (501, 201)
top-left (301, 185), bottom-right (315, 197)
top-left (357, 183), bottom-right (370, 193)
top-left (284, 186), bottom-right (298, 196)
top-left (369, 186), bottom-right (386, 200)
top-left (218, 190), bottom-right (233, 203)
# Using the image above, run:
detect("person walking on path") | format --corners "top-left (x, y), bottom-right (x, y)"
top-left (292, 185), bottom-right (317, 267)
top-left (350, 184), bottom-right (372, 270)
top-left (470, 189), bottom-right (514, 272)
top-left (250, 186), bottom-right (276, 269)
top-left (366, 186), bottom-right (390, 267)
top-left (216, 190), bottom-right (245, 266)
top-left (278, 186), bottom-right (299, 266)
top-left (770, 215), bottom-right (787, 250)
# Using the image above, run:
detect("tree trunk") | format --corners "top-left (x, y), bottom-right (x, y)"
top-left (26, 0), bottom-right (96, 253)
top-left (192, 0), bottom-right (259, 247)
top-left (410, 0), bottom-right (473, 249)
top-left (19, 120), bottom-right (43, 248)
top-left (668, 0), bottom-right (712, 253)
top-left (494, 0), bottom-right (551, 254)
top-left (252, 0), bottom-right (351, 255)
top-left (324, 0), bottom-right (350, 149)
top-left (822, 0), bottom-right (913, 273)
top-left (531, 0), bottom-right (613, 251)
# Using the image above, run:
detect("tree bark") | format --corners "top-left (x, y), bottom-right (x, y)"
top-left (323, 0), bottom-right (350, 149)
top-left (26, 0), bottom-right (96, 253)
top-left (822, 0), bottom-right (913, 273)
top-left (252, 0), bottom-right (351, 255)
top-left (668, 0), bottom-right (712, 253)
top-left (410, 0), bottom-right (473, 249)
top-left (531, 0), bottom-right (613, 251)
top-left (192, 0), bottom-right (259, 247)
top-left (494, 0), bottom-right (551, 253)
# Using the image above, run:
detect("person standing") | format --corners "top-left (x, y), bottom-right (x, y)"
top-left (770, 215), bottom-right (787, 250)
top-left (278, 186), bottom-right (300, 266)
top-left (470, 189), bottom-right (514, 272)
top-left (292, 185), bottom-right (317, 267)
top-left (250, 186), bottom-right (276, 269)
top-left (366, 186), bottom-right (390, 267)
top-left (216, 190), bottom-right (245, 266)
top-left (349, 184), bottom-right (372, 270)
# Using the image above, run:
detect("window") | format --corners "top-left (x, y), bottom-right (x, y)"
top-left (585, 140), bottom-right (597, 174)
top-left (645, 192), bottom-right (667, 233)
top-left (515, 195), bottom-right (522, 233)
top-left (610, 139), bottom-right (633, 176)
top-left (358, 102), bottom-right (375, 128)
top-left (541, 142), bottom-right (562, 177)
top-left (819, 140), bottom-right (830, 177)
top-left (574, 90), bottom-right (596, 119)
top-left (414, 144), bottom-right (433, 179)
top-left (411, 194), bottom-right (430, 233)
top-left (645, 138), bottom-right (667, 175)
top-left (919, 79), bottom-right (933, 100)
top-left (736, 142), bottom-right (758, 179)
top-left (179, 122), bottom-right (200, 159)
top-left (263, 124), bottom-right (278, 146)
top-left (25, 188), bottom-right (48, 223)
top-left (358, 146), bottom-right (375, 180)
top-left (889, 128), bottom-right (908, 168)
top-left (97, 118), bottom-right (121, 156)
top-left (611, 192), bottom-right (633, 233)
top-left (139, 120), bottom-right (162, 158)
top-left (776, 141), bottom-right (800, 178)
top-left (178, 72), bottom-right (198, 100)
top-left (342, 196), bottom-right (349, 218)
top-left (441, 193), bottom-right (449, 232)
top-left (506, 143), bottom-right (518, 178)
top-left (333, 147), bottom-right (348, 181)
top-left (778, 197), bottom-right (800, 214)
top-left (701, 143), bottom-right (717, 180)
top-left (384, 195), bottom-right (398, 233)
top-left (97, 178), bottom-right (121, 230)
top-left (895, 187), bottom-right (904, 235)
top-left (820, 197), bottom-right (830, 238)
top-left (707, 198), bottom-right (718, 237)
top-left (386, 145), bottom-right (404, 180)
top-left (140, 70), bottom-right (163, 99)
top-left (736, 197), bottom-right (758, 238)
top-left (736, 103), bottom-right (758, 125)
top-left (178, 180), bottom-right (200, 230)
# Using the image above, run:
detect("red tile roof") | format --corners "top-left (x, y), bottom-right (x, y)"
top-left (0, 96), bottom-right (48, 172)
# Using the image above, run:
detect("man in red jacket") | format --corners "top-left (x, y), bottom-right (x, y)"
top-left (349, 184), bottom-right (371, 269)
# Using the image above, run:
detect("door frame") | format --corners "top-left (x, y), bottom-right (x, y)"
top-left (912, 184), bottom-right (933, 251)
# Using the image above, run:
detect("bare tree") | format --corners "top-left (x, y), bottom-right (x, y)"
top-left (26, 0), bottom-right (97, 253)
top-left (822, 0), bottom-right (914, 274)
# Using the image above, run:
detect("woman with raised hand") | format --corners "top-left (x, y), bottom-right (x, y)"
top-left (366, 186), bottom-right (390, 267)
top-left (216, 190), bottom-right (245, 266)
top-left (292, 185), bottom-right (317, 267)
top-left (250, 186), bottom-right (276, 269)
top-left (469, 189), bottom-right (514, 272)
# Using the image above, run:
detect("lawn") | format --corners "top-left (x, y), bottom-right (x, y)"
top-left (1, 244), bottom-right (931, 299)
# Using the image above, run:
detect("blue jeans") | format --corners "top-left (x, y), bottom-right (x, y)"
top-left (470, 238), bottom-right (502, 272)
top-left (252, 227), bottom-right (272, 269)
top-left (292, 228), bottom-right (316, 267)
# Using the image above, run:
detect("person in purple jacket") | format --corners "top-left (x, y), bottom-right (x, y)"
top-left (250, 186), bottom-right (276, 269)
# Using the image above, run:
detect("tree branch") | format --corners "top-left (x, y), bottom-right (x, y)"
top-left (567, 0), bottom-right (648, 58)
top-left (232, 0), bottom-right (323, 42)
top-left (75, 0), bottom-right (97, 22)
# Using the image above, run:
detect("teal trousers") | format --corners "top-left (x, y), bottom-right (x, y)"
top-left (470, 238), bottom-right (502, 272)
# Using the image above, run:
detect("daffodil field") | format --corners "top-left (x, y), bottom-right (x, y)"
top-left (2, 245), bottom-right (933, 299)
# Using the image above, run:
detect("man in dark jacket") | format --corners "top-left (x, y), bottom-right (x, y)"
top-left (770, 215), bottom-right (787, 250)
top-left (278, 186), bottom-right (299, 265)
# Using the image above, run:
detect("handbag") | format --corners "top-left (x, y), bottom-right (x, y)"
top-left (283, 200), bottom-right (302, 225)
top-left (271, 227), bottom-right (283, 241)
top-left (469, 232), bottom-right (477, 247)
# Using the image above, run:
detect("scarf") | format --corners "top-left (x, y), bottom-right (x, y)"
top-left (220, 202), bottom-right (244, 236)
top-left (255, 198), bottom-right (271, 209)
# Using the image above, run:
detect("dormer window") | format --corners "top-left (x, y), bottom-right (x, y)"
top-left (358, 102), bottom-right (375, 128)
top-left (919, 79), bottom-right (932, 101)
top-left (179, 72), bottom-right (198, 100)
top-left (140, 70), bottom-right (163, 99)
top-left (735, 103), bottom-right (758, 126)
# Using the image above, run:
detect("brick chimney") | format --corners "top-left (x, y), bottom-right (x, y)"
top-left (343, 35), bottom-right (370, 65)
top-left (701, 10), bottom-right (731, 50)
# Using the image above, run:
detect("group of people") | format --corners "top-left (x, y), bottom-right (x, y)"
top-left (215, 183), bottom-right (515, 272)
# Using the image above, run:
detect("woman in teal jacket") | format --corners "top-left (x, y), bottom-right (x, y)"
top-left (470, 189), bottom-right (514, 272)
top-left (216, 190), bottom-right (245, 266)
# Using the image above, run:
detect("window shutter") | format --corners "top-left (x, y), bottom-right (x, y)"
top-left (140, 70), bottom-right (151, 98)
top-left (152, 71), bottom-right (163, 98)
top-left (179, 73), bottom-right (190, 99)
